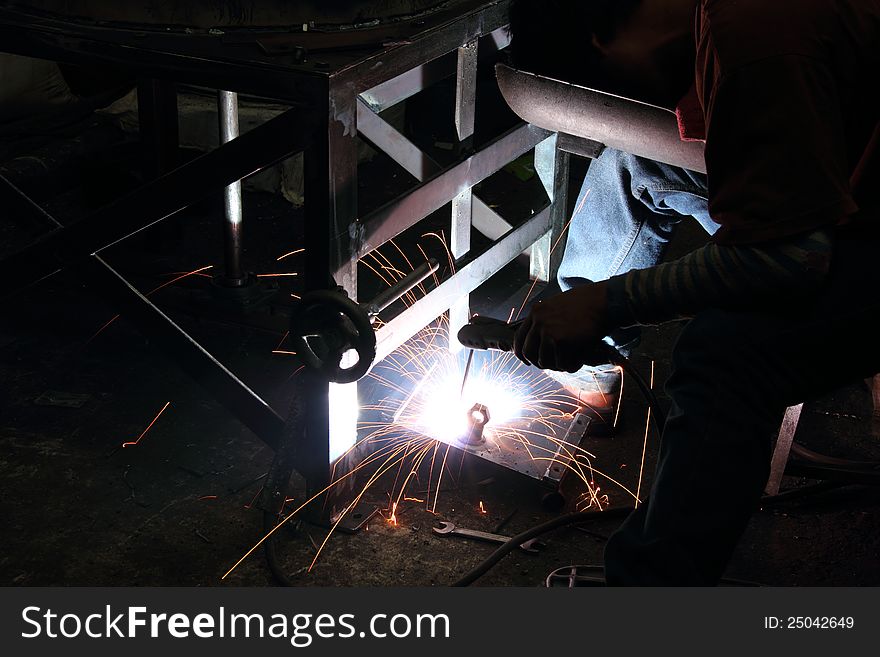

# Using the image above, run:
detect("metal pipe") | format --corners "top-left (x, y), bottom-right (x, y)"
top-left (218, 89), bottom-right (245, 285)
top-left (495, 63), bottom-right (707, 173)
top-left (363, 258), bottom-right (439, 317)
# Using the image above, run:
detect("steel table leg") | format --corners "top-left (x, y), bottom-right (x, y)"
top-left (137, 79), bottom-right (179, 179)
top-left (217, 90), bottom-right (247, 286)
top-left (302, 83), bottom-right (360, 502)
top-left (530, 134), bottom-right (570, 283)
top-left (449, 39), bottom-right (478, 351)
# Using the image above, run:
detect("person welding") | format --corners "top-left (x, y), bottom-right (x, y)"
top-left (506, 0), bottom-right (880, 584)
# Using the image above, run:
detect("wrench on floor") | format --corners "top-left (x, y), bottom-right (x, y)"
top-left (432, 521), bottom-right (545, 554)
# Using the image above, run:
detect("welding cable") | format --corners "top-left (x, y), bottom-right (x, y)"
top-left (789, 442), bottom-right (880, 470)
top-left (264, 510), bottom-right (297, 586)
top-left (605, 348), bottom-right (667, 434)
top-left (451, 480), bottom-right (855, 587)
top-left (451, 507), bottom-right (632, 587)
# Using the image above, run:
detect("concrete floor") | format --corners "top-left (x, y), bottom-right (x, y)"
top-left (2, 107), bottom-right (879, 588)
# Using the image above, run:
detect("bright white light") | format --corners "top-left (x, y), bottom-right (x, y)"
top-left (329, 381), bottom-right (358, 462)
top-left (405, 369), bottom-right (525, 443)
top-left (340, 348), bottom-right (360, 371)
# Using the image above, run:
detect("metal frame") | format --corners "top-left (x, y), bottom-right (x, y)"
top-left (0, 0), bottom-right (570, 504)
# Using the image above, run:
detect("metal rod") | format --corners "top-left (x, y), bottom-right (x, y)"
top-left (460, 349), bottom-right (474, 399)
top-left (90, 254), bottom-right (284, 450)
top-left (363, 258), bottom-right (439, 317)
top-left (218, 90), bottom-right (245, 285)
top-left (0, 173), bottom-right (62, 230)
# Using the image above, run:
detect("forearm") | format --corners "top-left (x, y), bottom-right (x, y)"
top-left (605, 227), bottom-right (833, 327)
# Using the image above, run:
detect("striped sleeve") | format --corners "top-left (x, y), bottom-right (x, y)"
top-left (605, 228), bottom-right (833, 327)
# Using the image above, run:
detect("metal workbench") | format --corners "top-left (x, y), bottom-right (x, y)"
top-left (0, 0), bottom-right (569, 509)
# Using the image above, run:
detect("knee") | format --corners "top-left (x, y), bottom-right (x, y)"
top-left (590, 148), bottom-right (646, 184)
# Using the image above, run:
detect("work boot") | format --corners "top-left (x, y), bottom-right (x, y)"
top-left (546, 364), bottom-right (623, 436)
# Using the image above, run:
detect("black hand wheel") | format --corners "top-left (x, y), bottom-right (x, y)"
top-left (289, 289), bottom-right (376, 384)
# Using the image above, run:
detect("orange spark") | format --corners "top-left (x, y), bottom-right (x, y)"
top-left (244, 486), bottom-right (263, 510)
top-left (514, 197), bottom-right (583, 320)
top-left (634, 360), bottom-right (655, 509)
top-left (479, 501), bottom-right (487, 514)
top-left (122, 402), bottom-right (171, 448)
top-left (256, 272), bottom-right (298, 278)
top-left (90, 266), bottom-right (213, 342)
top-left (275, 330), bottom-right (290, 350)
top-left (199, 495), bottom-right (218, 501)
top-left (389, 502), bottom-right (398, 526)
top-left (276, 248), bottom-right (305, 261)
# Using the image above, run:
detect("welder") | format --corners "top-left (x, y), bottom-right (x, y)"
top-left (507, 0), bottom-right (880, 584)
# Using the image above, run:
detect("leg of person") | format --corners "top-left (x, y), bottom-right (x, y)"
top-left (550, 148), bottom-right (714, 429)
top-left (557, 148), bottom-right (713, 293)
top-left (604, 223), bottom-right (880, 585)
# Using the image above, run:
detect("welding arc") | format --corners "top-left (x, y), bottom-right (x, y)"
top-left (449, 352), bottom-right (664, 588)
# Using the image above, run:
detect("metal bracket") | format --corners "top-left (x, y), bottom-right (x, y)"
top-left (332, 503), bottom-right (381, 534)
top-left (542, 413), bottom-right (591, 488)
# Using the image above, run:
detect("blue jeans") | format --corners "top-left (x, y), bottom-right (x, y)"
top-left (559, 150), bottom-right (880, 584)
top-left (558, 148), bottom-right (717, 290)
top-left (557, 149), bottom-right (718, 351)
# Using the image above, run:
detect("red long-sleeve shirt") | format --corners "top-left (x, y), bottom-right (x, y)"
top-left (678, 0), bottom-right (879, 245)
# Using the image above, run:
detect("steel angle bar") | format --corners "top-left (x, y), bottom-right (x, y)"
top-left (448, 39), bottom-right (478, 350)
top-left (355, 99), bottom-right (514, 241)
top-left (0, 104), bottom-right (316, 297)
top-left (218, 90), bottom-right (245, 285)
top-left (358, 54), bottom-right (456, 114)
top-left (373, 204), bottom-right (552, 364)
top-left (454, 40), bottom-right (478, 143)
top-left (0, 173), bottom-right (63, 231)
top-left (356, 98), bottom-right (438, 182)
top-left (530, 134), bottom-right (569, 282)
top-left (765, 403), bottom-right (803, 496)
top-left (556, 133), bottom-right (605, 160)
top-left (357, 24), bottom-right (509, 113)
top-left (89, 254), bottom-right (284, 450)
top-left (359, 122), bottom-right (550, 257)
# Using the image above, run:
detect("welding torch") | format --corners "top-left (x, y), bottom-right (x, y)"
top-left (457, 315), bottom-right (626, 366)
